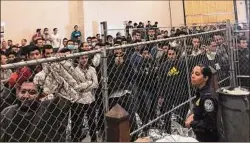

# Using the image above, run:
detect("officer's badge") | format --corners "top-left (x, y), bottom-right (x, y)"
top-left (204, 99), bottom-right (214, 112)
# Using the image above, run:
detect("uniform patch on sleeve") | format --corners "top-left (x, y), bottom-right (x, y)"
top-left (204, 99), bottom-right (214, 112)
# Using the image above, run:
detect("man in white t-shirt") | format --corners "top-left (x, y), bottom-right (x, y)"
top-left (51, 28), bottom-right (61, 52)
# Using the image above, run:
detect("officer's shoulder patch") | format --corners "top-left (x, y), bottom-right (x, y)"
top-left (204, 99), bottom-right (214, 112)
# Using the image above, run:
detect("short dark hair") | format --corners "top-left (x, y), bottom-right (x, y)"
top-left (214, 32), bottom-right (224, 37)
top-left (63, 38), bottom-right (68, 41)
top-left (121, 36), bottom-right (127, 41)
top-left (43, 45), bottom-right (53, 53)
top-left (148, 28), bottom-right (155, 31)
top-left (67, 40), bottom-right (74, 45)
top-left (114, 41), bottom-right (122, 46)
top-left (87, 37), bottom-right (92, 40)
top-left (192, 36), bottom-right (200, 40)
top-left (21, 80), bottom-right (43, 96)
top-left (53, 28), bottom-right (57, 31)
top-left (0, 52), bottom-right (7, 57)
top-left (36, 29), bottom-right (41, 33)
top-left (59, 48), bottom-right (71, 53)
top-left (7, 57), bottom-right (24, 64)
top-left (79, 42), bottom-right (85, 48)
top-left (74, 25), bottom-right (78, 29)
top-left (11, 45), bottom-right (18, 49)
top-left (92, 36), bottom-right (97, 40)
top-left (35, 38), bottom-right (43, 44)
top-left (8, 40), bottom-right (13, 42)
top-left (78, 49), bottom-right (86, 53)
top-left (27, 46), bottom-right (41, 55)
top-left (167, 47), bottom-right (178, 55)
top-left (44, 28), bottom-right (48, 31)
top-left (140, 47), bottom-right (151, 54)
top-left (209, 38), bottom-right (216, 44)
top-left (237, 37), bottom-right (247, 44)
top-left (175, 31), bottom-right (187, 36)
top-left (22, 39), bottom-right (27, 42)
top-left (116, 32), bottom-right (121, 37)
top-left (133, 39), bottom-right (142, 43)
top-left (95, 43), bottom-right (105, 47)
top-left (134, 30), bottom-right (141, 36)
top-left (20, 45), bottom-right (30, 56)
top-left (7, 51), bottom-right (17, 57)
top-left (107, 35), bottom-right (113, 40)
top-left (159, 41), bottom-right (170, 48)
top-left (115, 37), bottom-right (122, 41)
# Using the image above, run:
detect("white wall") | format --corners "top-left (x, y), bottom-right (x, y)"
top-left (83, 1), bottom-right (185, 37)
top-left (169, 1), bottom-right (185, 27)
top-left (1, 1), bottom-right (70, 44)
top-left (1, 1), bottom-right (185, 43)
top-left (236, 0), bottom-right (247, 23)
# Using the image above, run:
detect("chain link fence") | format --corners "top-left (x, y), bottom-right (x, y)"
top-left (105, 24), bottom-right (228, 46)
top-left (232, 22), bottom-right (250, 88)
top-left (1, 21), bottom-right (247, 142)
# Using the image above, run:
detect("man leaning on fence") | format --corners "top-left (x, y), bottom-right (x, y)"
top-left (0, 80), bottom-right (71, 142)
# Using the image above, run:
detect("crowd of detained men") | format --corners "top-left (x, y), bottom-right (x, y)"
top-left (0, 20), bottom-right (249, 142)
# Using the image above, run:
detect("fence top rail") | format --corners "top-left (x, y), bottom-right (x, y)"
top-left (1, 29), bottom-right (226, 70)
top-left (106, 26), bottom-right (171, 31)
top-left (107, 29), bottom-right (227, 51)
top-left (234, 30), bottom-right (250, 33)
top-left (233, 21), bottom-right (250, 24)
top-left (1, 49), bottom-right (102, 70)
top-left (106, 25), bottom-right (227, 31)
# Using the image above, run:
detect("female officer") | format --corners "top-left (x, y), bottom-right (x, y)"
top-left (185, 64), bottom-right (219, 142)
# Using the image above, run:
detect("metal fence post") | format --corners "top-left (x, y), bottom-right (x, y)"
top-left (100, 21), bottom-right (108, 44)
top-left (226, 19), bottom-right (236, 87)
top-left (183, 37), bottom-right (193, 110)
top-left (100, 21), bottom-right (109, 141)
top-left (101, 45), bottom-right (109, 141)
top-left (233, 28), bottom-right (239, 86)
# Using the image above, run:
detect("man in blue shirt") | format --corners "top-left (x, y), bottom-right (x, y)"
top-left (71, 25), bottom-right (82, 42)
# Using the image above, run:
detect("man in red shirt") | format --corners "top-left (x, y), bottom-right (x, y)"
top-left (32, 29), bottom-right (42, 43)
top-left (9, 46), bottom-right (42, 93)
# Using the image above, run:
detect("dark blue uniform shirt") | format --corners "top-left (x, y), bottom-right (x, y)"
top-left (191, 84), bottom-right (219, 141)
